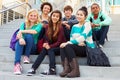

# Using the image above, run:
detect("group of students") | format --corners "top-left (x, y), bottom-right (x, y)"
top-left (13, 2), bottom-right (111, 78)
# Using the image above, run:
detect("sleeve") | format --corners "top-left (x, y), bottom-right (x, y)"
top-left (99, 13), bottom-right (112, 26)
top-left (20, 22), bottom-right (25, 30)
top-left (67, 15), bottom-right (79, 25)
top-left (67, 22), bottom-right (92, 45)
top-left (86, 14), bottom-right (92, 22)
top-left (49, 27), bottom-right (65, 48)
top-left (34, 23), bottom-right (42, 33)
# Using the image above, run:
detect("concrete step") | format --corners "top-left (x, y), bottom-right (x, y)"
top-left (0, 62), bottom-right (120, 78)
top-left (0, 45), bottom-right (120, 66)
top-left (0, 26), bottom-right (19, 29)
top-left (103, 41), bottom-right (120, 48)
top-left (0, 52), bottom-right (120, 66)
top-left (1, 46), bottom-right (120, 57)
top-left (0, 40), bottom-right (120, 47)
top-left (0, 71), bottom-right (119, 80)
top-left (0, 54), bottom-right (87, 65)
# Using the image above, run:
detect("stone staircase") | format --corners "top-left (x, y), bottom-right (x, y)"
top-left (0, 15), bottom-right (120, 80)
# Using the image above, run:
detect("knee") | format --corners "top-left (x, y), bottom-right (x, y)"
top-left (24, 34), bottom-right (33, 39)
top-left (48, 49), bottom-right (54, 55)
top-left (24, 34), bottom-right (34, 41)
top-left (66, 44), bottom-right (72, 49)
top-left (48, 48), bottom-right (54, 52)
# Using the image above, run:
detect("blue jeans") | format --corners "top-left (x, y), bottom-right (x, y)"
top-left (93, 26), bottom-right (109, 45)
top-left (14, 34), bottom-right (36, 64)
top-left (32, 47), bottom-right (60, 70)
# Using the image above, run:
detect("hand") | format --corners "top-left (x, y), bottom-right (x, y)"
top-left (60, 42), bottom-right (68, 48)
top-left (94, 24), bottom-right (100, 27)
top-left (78, 42), bottom-right (85, 46)
top-left (65, 24), bottom-right (70, 29)
top-left (43, 43), bottom-right (50, 49)
top-left (91, 23), bottom-right (100, 28)
top-left (43, 43), bottom-right (48, 47)
top-left (45, 44), bottom-right (50, 49)
top-left (91, 23), bottom-right (96, 28)
top-left (19, 38), bottom-right (26, 45)
top-left (16, 31), bottom-right (22, 39)
top-left (62, 21), bottom-right (68, 25)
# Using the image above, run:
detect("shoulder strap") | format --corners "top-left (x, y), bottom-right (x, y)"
top-left (90, 16), bottom-right (104, 23)
top-left (90, 17), bottom-right (93, 22)
top-left (99, 16), bottom-right (104, 21)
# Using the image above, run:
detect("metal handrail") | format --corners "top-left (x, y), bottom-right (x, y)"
top-left (0, 2), bottom-right (31, 13)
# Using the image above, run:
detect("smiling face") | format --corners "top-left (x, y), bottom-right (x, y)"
top-left (28, 11), bottom-right (38, 23)
top-left (91, 4), bottom-right (100, 15)
top-left (76, 10), bottom-right (86, 22)
top-left (64, 9), bottom-right (72, 18)
top-left (42, 5), bottom-right (51, 15)
top-left (51, 13), bottom-right (60, 24)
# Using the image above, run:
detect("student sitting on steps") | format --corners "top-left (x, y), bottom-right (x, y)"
top-left (86, 3), bottom-right (112, 48)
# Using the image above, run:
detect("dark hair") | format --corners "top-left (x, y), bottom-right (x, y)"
top-left (63, 5), bottom-right (73, 12)
top-left (91, 3), bottom-right (100, 9)
top-left (79, 6), bottom-right (88, 17)
top-left (40, 2), bottom-right (53, 12)
top-left (47, 10), bottom-right (62, 41)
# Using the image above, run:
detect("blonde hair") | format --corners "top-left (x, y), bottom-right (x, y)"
top-left (25, 9), bottom-right (41, 29)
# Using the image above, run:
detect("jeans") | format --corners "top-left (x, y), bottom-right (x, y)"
top-left (14, 34), bottom-right (36, 64)
top-left (32, 47), bottom-right (60, 70)
top-left (93, 26), bottom-right (109, 45)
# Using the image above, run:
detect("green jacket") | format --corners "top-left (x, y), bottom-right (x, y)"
top-left (86, 11), bottom-right (112, 31)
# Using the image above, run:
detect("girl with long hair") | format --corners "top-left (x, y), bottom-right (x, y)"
top-left (14, 9), bottom-right (42, 75)
top-left (27, 10), bottom-right (66, 76)
top-left (60, 6), bottom-right (95, 78)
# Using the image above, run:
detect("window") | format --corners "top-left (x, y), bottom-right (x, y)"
top-left (113, 0), bottom-right (120, 5)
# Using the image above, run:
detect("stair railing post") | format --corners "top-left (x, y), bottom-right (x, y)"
top-left (0, 0), bottom-right (3, 26)
top-left (6, 11), bottom-right (9, 24)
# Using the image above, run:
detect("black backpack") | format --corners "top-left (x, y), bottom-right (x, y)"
top-left (90, 16), bottom-right (104, 23)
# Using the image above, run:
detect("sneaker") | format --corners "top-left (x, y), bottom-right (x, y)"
top-left (99, 44), bottom-right (103, 48)
top-left (41, 70), bottom-right (49, 75)
top-left (14, 63), bottom-right (22, 75)
top-left (23, 56), bottom-right (30, 64)
top-left (27, 68), bottom-right (36, 76)
top-left (41, 68), bottom-right (56, 75)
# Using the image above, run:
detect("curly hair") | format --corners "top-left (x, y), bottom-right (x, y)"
top-left (40, 2), bottom-right (53, 12)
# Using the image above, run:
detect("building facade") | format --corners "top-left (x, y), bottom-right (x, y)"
top-left (0, 0), bottom-right (30, 25)
top-left (0, 0), bottom-right (120, 25)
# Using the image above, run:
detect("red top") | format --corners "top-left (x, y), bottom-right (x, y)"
top-left (43, 24), bottom-right (66, 48)
top-left (94, 15), bottom-right (98, 20)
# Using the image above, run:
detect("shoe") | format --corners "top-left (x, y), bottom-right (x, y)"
top-left (27, 68), bottom-right (36, 76)
top-left (14, 63), bottom-right (22, 75)
top-left (41, 68), bottom-right (56, 75)
top-left (23, 56), bottom-right (30, 64)
top-left (49, 68), bottom-right (56, 75)
top-left (99, 44), bottom-right (103, 48)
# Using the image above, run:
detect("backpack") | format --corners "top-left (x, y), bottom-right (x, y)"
top-left (9, 29), bottom-right (20, 51)
top-left (90, 16), bottom-right (104, 23)
top-left (9, 23), bottom-right (25, 51)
